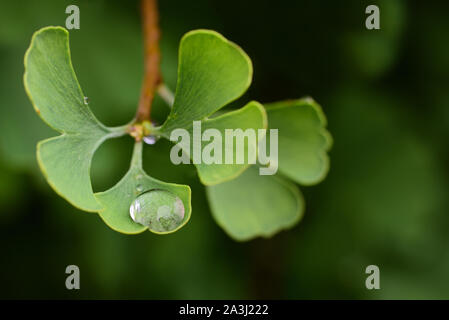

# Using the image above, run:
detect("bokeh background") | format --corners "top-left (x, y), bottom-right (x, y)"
top-left (1, 0), bottom-right (448, 299)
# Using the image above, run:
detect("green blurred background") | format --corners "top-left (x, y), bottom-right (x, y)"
top-left (1, 0), bottom-right (448, 299)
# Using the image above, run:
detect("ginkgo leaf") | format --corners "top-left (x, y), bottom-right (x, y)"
top-left (206, 166), bottom-right (304, 241)
top-left (24, 26), bottom-right (128, 211)
top-left (265, 98), bottom-right (332, 185)
top-left (156, 29), bottom-right (259, 185)
top-left (159, 30), bottom-right (252, 134)
top-left (169, 101), bottom-right (267, 185)
top-left (36, 132), bottom-right (122, 211)
top-left (95, 142), bottom-right (191, 235)
top-left (206, 98), bottom-right (332, 240)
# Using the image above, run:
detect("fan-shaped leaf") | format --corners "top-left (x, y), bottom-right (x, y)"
top-left (265, 98), bottom-right (332, 185)
top-left (95, 142), bottom-right (191, 234)
top-left (170, 101), bottom-right (267, 185)
top-left (207, 166), bottom-right (304, 241)
top-left (160, 30), bottom-right (252, 133)
top-left (24, 27), bottom-right (128, 211)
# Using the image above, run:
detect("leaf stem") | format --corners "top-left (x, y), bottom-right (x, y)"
top-left (107, 123), bottom-right (133, 138)
top-left (135, 0), bottom-right (161, 122)
top-left (131, 141), bottom-right (144, 169)
top-left (157, 83), bottom-right (175, 107)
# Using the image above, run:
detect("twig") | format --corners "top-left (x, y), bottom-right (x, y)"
top-left (135, 0), bottom-right (161, 122)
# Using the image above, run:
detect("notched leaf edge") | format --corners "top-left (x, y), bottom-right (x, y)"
top-left (159, 29), bottom-right (254, 134)
top-left (24, 26), bottom-right (130, 211)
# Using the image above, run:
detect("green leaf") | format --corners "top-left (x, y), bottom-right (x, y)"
top-left (24, 26), bottom-right (127, 211)
top-left (171, 101), bottom-right (267, 185)
top-left (195, 101), bottom-right (267, 185)
top-left (36, 133), bottom-right (119, 211)
top-left (24, 27), bottom-right (104, 134)
top-left (206, 98), bottom-right (331, 240)
top-left (265, 98), bottom-right (332, 185)
top-left (207, 166), bottom-right (304, 241)
top-left (156, 29), bottom-right (260, 185)
top-left (160, 30), bottom-right (252, 133)
top-left (95, 142), bottom-right (192, 235)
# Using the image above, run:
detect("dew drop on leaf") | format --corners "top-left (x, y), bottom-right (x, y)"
top-left (143, 135), bottom-right (158, 145)
top-left (129, 190), bottom-right (185, 232)
top-left (83, 96), bottom-right (89, 105)
top-left (136, 184), bottom-right (144, 192)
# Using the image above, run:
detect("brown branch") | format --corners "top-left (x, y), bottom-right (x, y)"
top-left (135, 0), bottom-right (161, 122)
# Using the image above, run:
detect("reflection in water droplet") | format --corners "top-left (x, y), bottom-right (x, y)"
top-left (129, 189), bottom-right (185, 232)
top-left (143, 135), bottom-right (158, 145)
top-left (83, 96), bottom-right (89, 105)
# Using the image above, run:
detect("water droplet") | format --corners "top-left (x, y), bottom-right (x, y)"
top-left (136, 184), bottom-right (144, 192)
top-left (129, 189), bottom-right (185, 232)
top-left (143, 135), bottom-right (158, 145)
top-left (83, 96), bottom-right (89, 105)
